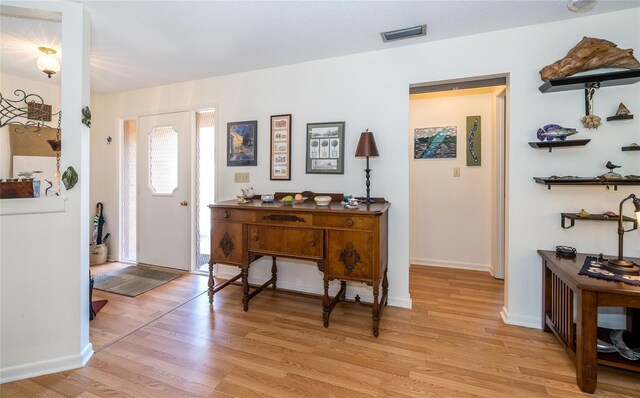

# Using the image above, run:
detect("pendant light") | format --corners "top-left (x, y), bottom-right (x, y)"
top-left (37, 47), bottom-right (60, 78)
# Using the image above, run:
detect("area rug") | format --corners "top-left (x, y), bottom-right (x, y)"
top-left (93, 266), bottom-right (182, 297)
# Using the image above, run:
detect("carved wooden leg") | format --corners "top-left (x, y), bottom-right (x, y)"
top-left (576, 290), bottom-right (597, 393)
top-left (208, 261), bottom-right (214, 304)
top-left (382, 267), bottom-right (389, 306)
top-left (323, 279), bottom-right (330, 327)
top-left (340, 281), bottom-right (347, 300)
top-left (372, 285), bottom-right (380, 337)
top-left (242, 268), bottom-right (249, 312)
top-left (271, 256), bottom-right (278, 289)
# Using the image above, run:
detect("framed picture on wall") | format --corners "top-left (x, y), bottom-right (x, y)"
top-left (227, 120), bottom-right (257, 166)
top-left (306, 121), bottom-right (345, 174)
top-left (270, 114), bottom-right (291, 180)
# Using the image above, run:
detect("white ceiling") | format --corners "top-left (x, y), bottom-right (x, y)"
top-left (1, 1), bottom-right (639, 94)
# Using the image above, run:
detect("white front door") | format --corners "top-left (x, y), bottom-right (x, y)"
top-left (138, 111), bottom-right (192, 271)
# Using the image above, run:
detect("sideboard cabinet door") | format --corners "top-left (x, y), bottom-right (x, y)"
top-left (211, 222), bottom-right (244, 266)
top-left (326, 230), bottom-right (373, 281)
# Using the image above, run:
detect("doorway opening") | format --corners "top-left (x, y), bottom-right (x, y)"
top-left (120, 118), bottom-right (137, 263)
top-left (195, 109), bottom-right (216, 272)
top-left (408, 74), bottom-right (509, 282)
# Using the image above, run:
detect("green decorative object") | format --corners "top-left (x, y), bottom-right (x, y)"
top-left (82, 106), bottom-right (92, 128)
top-left (62, 166), bottom-right (78, 190)
top-left (466, 115), bottom-right (481, 166)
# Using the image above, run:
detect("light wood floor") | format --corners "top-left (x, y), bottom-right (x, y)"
top-left (2, 265), bottom-right (639, 397)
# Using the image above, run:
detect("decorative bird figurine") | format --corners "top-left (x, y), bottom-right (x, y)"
top-left (606, 161), bottom-right (620, 171)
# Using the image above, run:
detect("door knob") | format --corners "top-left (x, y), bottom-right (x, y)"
top-left (180, 200), bottom-right (188, 206)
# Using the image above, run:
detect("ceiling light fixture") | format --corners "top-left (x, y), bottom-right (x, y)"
top-left (567, 0), bottom-right (597, 13)
top-left (37, 46), bottom-right (60, 78)
top-left (381, 24), bottom-right (426, 43)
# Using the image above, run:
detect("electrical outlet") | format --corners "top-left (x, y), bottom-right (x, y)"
top-left (234, 172), bottom-right (250, 183)
top-left (453, 167), bottom-right (460, 177)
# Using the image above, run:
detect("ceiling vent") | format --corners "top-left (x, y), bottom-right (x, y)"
top-left (381, 24), bottom-right (426, 43)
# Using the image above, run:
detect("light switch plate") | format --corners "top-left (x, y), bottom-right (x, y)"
top-left (234, 172), bottom-right (250, 183)
top-left (453, 167), bottom-right (460, 177)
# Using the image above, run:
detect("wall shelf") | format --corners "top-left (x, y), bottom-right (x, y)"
top-left (534, 177), bottom-right (640, 190)
top-left (561, 212), bottom-right (638, 230)
top-left (622, 146), bottom-right (640, 152)
top-left (607, 114), bottom-right (634, 121)
top-left (538, 70), bottom-right (640, 93)
top-left (529, 139), bottom-right (590, 152)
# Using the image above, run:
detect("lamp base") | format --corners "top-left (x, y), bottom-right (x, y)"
top-left (604, 259), bottom-right (640, 274)
top-left (362, 198), bottom-right (376, 204)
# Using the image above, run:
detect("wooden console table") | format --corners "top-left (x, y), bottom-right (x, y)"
top-left (538, 250), bottom-right (640, 393)
top-left (209, 194), bottom-right (390, 336)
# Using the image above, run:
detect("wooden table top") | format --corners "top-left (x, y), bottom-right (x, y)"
top-left (538, 250), bottom-right (640, 296)
top-left (209, 198), bottom-right (390, 215)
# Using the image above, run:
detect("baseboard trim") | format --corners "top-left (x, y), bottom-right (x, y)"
top-left (410, 258), bottom-right (491, 272)
top-left (500, 306), bottom-right (540, 329)
top-left (0, 343), bottom-right (93, 384)
top-left (215, 264), bottom-right (412, 309)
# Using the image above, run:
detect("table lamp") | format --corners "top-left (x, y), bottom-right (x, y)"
top-left (355, 129), bottom-right (379, 204)
top-left (605, 193), bottom-right (640, 274)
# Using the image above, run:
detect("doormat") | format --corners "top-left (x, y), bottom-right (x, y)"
top-left (94, 266), bottom-right (182, 297)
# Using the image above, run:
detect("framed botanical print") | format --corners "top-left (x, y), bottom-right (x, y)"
top-left (306, 121), bottom-right (345, 174)
top-left (270, 114), bottom-right (291, 180)
top-left (227, 120), bottom-right (257, 166)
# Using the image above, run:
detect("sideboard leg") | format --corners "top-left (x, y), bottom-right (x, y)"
top-left (271, 256), bottom-right (278, 289)
top-left (242, 268), bottom-right (249, 312)
top-left (382, 266), bottom-right (389, 306)
top-left (322, 279), bottom-right (330, 327)
top-left (576, 290), bottom-right (598, 393)
top-left (372, 285), bottom-right (380, 337)
top-left (208, 261), bottom-right (214, 305)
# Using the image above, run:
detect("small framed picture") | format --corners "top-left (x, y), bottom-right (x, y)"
top-left (270, 114), bottom-right (292, 180)
top-left (306, 121), bottom-right (345, 174)
top-left (227, 120), bottom-right (257, 166)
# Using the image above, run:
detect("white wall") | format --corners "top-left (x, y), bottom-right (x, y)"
top-left (91, 9), bottom-right (640, 328)
top-left (409, 89), bottom-right (496, 271)
top-left (0, 74), bottom-right (61, 178)
top-left (1, 1), bottom-right (91, 383)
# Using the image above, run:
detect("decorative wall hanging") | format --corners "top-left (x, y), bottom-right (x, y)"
top-left (305, 121), bottom-right (345, 174)
top-left (466, 116), bottom-right (481, 166)
top-left (62, 166), bottom-right (78, 190)
top-left (227, 120), bottom-right (257, 166)
top-left (539, 37), bottom-right (640, 81)
top-left (0, 90), bottom-right (60, 133)
top-left (413, 125), bottom-right (457, 159)
top-left (81, 106), bottom-right (92, 128)
top-left (270, 114), bottom-right (291, 180)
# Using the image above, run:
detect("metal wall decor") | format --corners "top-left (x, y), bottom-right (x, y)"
top-left (81, 106), bottom-right (92, 128)
top-left (0, 90), bottom-right (60, 134)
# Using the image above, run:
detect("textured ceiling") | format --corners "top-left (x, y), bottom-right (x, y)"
top-left (1, 1), bottom-right (639, 94)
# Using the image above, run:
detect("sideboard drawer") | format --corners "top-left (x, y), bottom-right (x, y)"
top-left (212, 208), bottom-right (255, 222)
top-left (256, 211), bottom-right (312, 226)
top-left (249, 225), bottom-right (323, 259)
top-left (314, 214), bottom-right (374, 230)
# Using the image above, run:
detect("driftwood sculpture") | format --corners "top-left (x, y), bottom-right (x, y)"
top-left (540, 37), bottom-right (640, 81)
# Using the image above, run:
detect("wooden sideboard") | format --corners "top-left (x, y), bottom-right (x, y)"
top-left (209, 195), bottom-right (390, 336)
top-left (538, 250), bottom-right (640, 393)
